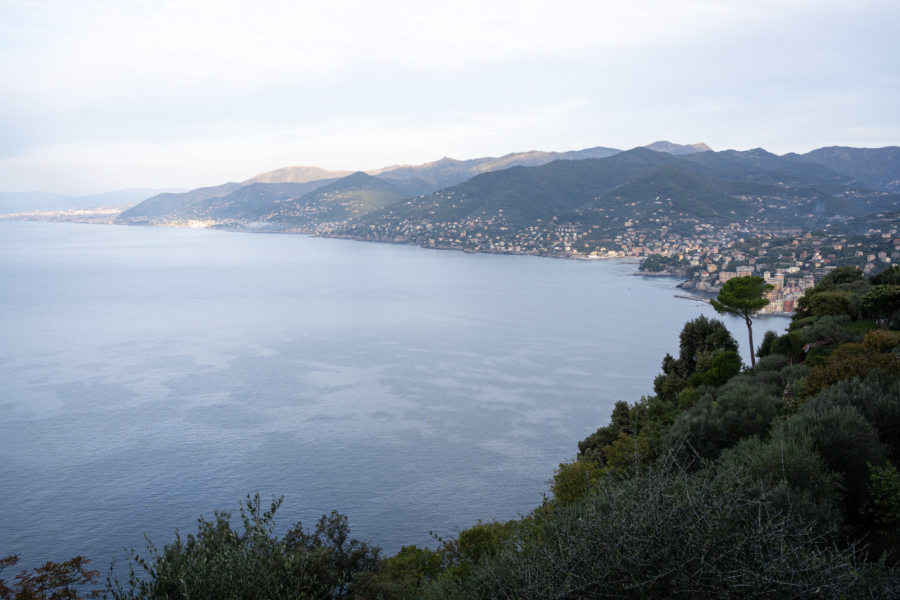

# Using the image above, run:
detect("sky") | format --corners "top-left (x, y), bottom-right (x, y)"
top-left (1, 0), bottom-right (898, 195)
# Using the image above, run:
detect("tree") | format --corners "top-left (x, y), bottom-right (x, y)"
top-left (862, 284), bottom-right (900, 327)
top-left (710, 276), bottom-right (772, 368)
top-left (870, 265), bottom-right (900, 286)
top-left (107, 494), bottom-right (380, 600)
top-left (652, 316), bottom-right (738, 402)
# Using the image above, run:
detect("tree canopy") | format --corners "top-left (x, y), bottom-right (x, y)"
top-left (710, 276), bottom-right (772, 367)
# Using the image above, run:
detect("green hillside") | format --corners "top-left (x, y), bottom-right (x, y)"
top-left (801, 146), bottom-right (900, 191)
top-left (253, 171), bottom-right (410, 229)
top-left (340, 147), bottom-right (895, 247)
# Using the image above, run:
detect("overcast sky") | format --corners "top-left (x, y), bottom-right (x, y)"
top-left (1, 0), bottom-right (898, 194)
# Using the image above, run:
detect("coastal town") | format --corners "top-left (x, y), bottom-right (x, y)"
top-left (332, 207), bottom-right (899, 316)
top-left (4, 202), bottom-right (899, 318)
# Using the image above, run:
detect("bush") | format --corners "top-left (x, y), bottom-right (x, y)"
top-left (783, 403), bottom-right (887, 521)
top-left (665, 379), bottom-right (785, 461)
top-left (863, 329), bottom-right (900, 353)
top-left (806, 372), bottom-right (900, 461)
top-left (426, 456), bottom-right (895, 599)
top-left (799, 315), bottom-right (861, 346)
top-left (355, 545), bottom-right (442, 600)
top-left (804, 347), bottom-right (900, 397)
top-left (549, 459), bottom-right (604, 506)
top-left (107, 495), bottom-right (380, 600)
top-left (721, 432), bottom-right (843, 530)
top-left (809, 291), bottom-right (856, 318)
top-left (755, 353), bottom-right (788, 372)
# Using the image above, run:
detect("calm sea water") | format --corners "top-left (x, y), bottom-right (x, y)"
top-left (0, 221), bottom-right (787, 575)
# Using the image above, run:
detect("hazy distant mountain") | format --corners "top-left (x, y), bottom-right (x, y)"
top-left (244, 166), bottom-right (353, 184)
top-left (116, 182), bottom-right (245, 223)
top-left (113, 142), bottom-right (899, 239)
top-left (117, 144), bottom-right (626, 223)
top-left (192, 180), bottom-right (341, 220)
top-left (0, 188), bottom-right (175, 214)
top-left (371, 146), bottom-right (622, 195)
top-left (249, 172), bottom-right (409, 229)
top-left (642, 140), bottom-right (712, 155)
top-left (799, 146), bottom-right (900, 191)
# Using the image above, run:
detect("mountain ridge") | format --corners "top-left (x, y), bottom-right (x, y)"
top-left (112, 143), bottom-right (900, 244)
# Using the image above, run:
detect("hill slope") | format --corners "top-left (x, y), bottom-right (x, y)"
top-left (800, 146), bottom-right (900, 191)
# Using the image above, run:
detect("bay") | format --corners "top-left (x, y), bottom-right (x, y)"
top-left (0, 221), bottom-right (788, 575)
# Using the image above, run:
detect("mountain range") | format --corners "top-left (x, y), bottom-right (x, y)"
top-left (113, 141), bottom-right (897, 244)
top-left (115, 141), bottom-right (700, 224)
top-left (29, 140), bottom-right (883, 257)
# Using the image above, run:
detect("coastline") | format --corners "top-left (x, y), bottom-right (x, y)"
top-left (0, 218), bottom-right (801, 318)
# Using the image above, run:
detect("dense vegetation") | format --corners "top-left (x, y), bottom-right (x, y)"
top-left (3, 266), bottom-right (899, 599)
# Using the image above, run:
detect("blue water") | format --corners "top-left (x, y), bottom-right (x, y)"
top-left (0, 221), bottom-right (787, 575)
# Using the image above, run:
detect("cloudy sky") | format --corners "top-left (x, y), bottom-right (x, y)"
top-left (1, 0), bottom-right (898, 194)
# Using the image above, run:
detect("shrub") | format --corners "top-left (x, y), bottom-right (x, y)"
top-left (804, 348), bottom-right (900, 397)
top-left (806, 372), bottom-right (900, 460)
top-left (107, 495), bottom-right (379, 600)
top-left (666, 379), bottom-right (785, 462)
top-left (426, 456), bottom-right (895, 599)
top-left (355, 545), bottom-right (442, 600)
top-left (549, 459), bottom-right (604, 507)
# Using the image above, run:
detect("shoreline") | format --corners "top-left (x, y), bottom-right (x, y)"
top-left (0, 218), bottom-right (800, 317)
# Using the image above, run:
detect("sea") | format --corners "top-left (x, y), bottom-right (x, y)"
top-left (0, 221), bottom-right (789, 577)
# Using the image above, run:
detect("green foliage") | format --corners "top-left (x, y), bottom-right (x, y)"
top-left (768, 331), bottom-right (803, 361)
top-left (782, 403), bottom-right (887, 520)
top-left (862, 284), bottom-right (900, 325)
top-left (355, 545), bottom-right (442, 600)
top-left (754, 353), bottom-right (789, 372)
top-left (808, 290), bottom-right (856, 318)
top-left (577, 400), bottom-right (633, 464)
top-left (434, 520), bottom-right (520, 581)
top-left (793, 266), bottom-right (870, 322)
top-left (427, 456), bottom-right (896, 599)
top-left (549, 459), bottom-right (604, 506)
top-left (710, 276), bottom-right (772, 367)
top-left (677, 314), bottom-right (739, 370)
top-left (806, 372), bottom-right (900, 461)
top-left (710, 275), bottom-right (772, 317)
top-left (107, 494), bottom-right (379, 600)
top-left (693, 349), bottom-right (742, 386)
top-left (871, 265), bottom-right (900, 285)
top-left (870, 463), bottom-right (900, 528)
top-left (799, 314), bottom-right (861, 346)
top-left (601, 431), bottom-right (657, 473)
top-left (639, 253), bottom-right (687, 273)
top-left (844, 318), bottom-right (877, 335)
top-left (820, 265), bottom-right (866, 289)
top-left (803, 343), bottom-right (900, 397)
top-left (756, 329), bottom-right (778, 358)
top-left (721, 431), bottom-right (843, 530)
top-left (863, 328), bottom-right (900, 353)
top-left (0, 555), bottom-right (100, 600)
top-left (653, 316), bottom-right (738, 402)
top-left (666, 380), bottom-right (786, 462)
